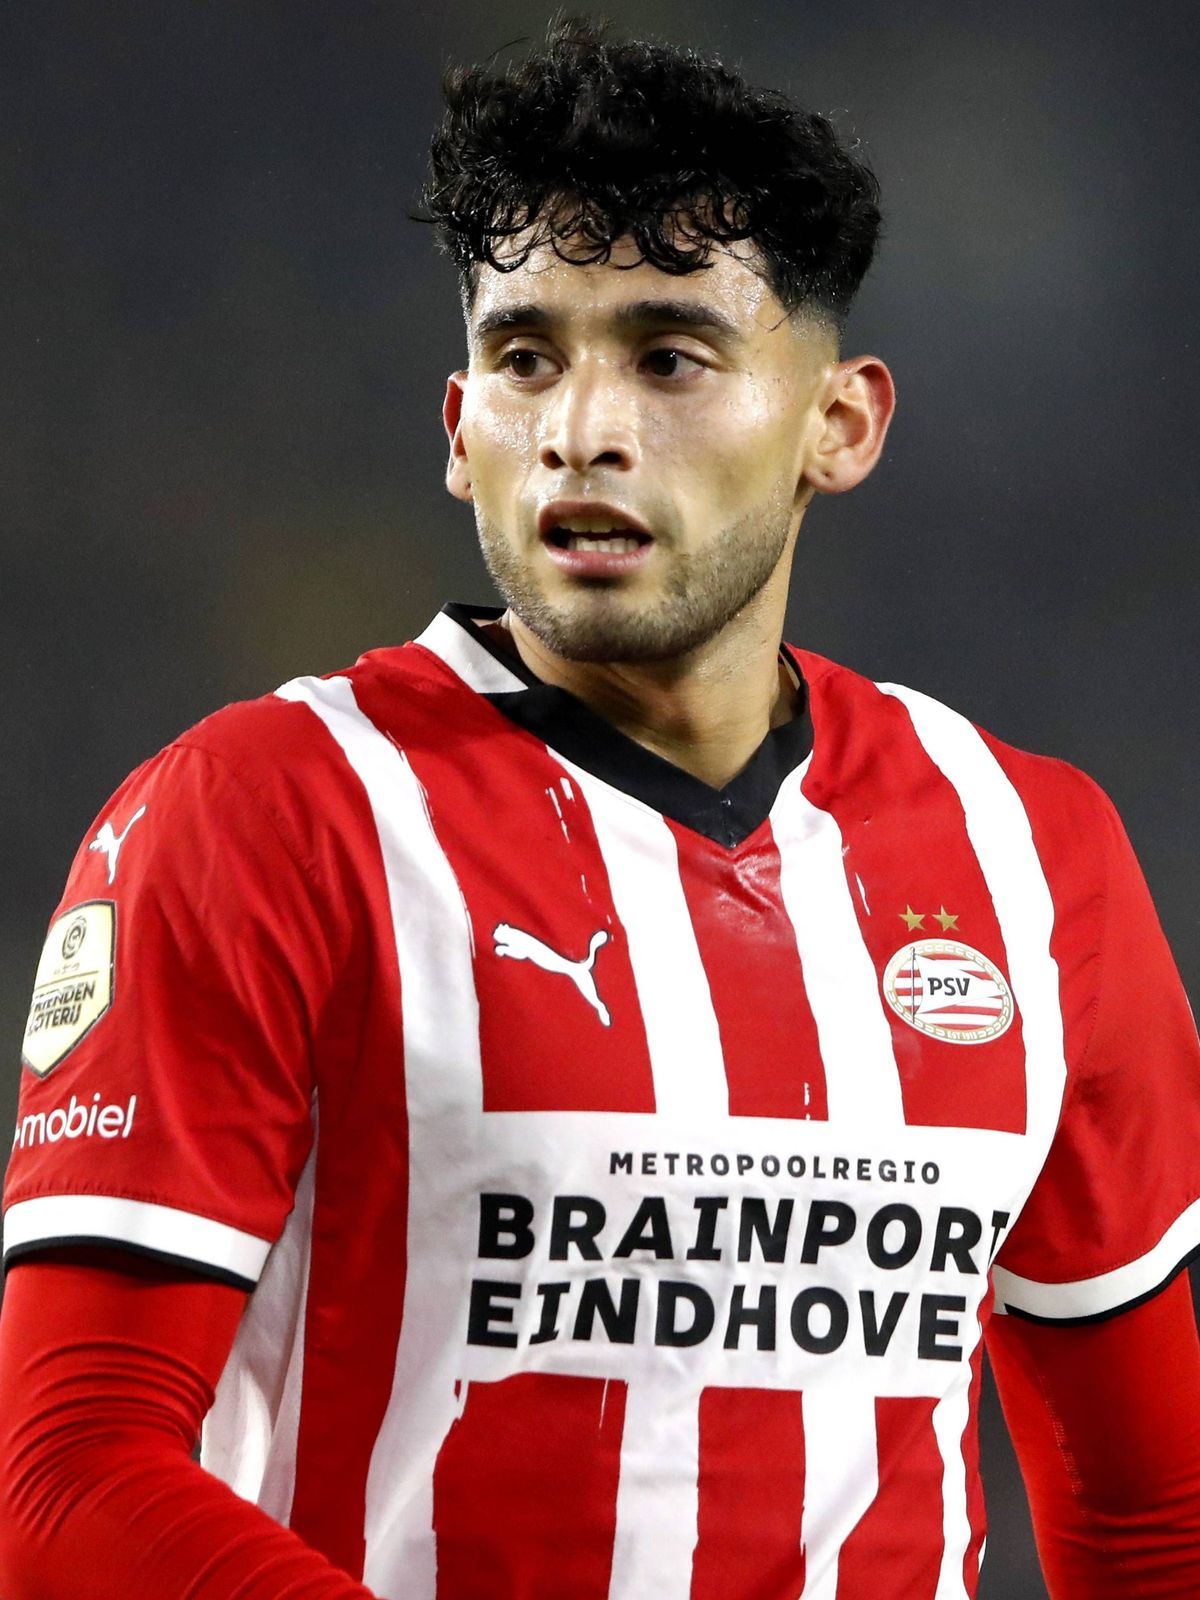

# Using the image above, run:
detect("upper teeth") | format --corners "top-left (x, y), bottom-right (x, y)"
top-left (558, 517), bottom-right (634, 535)
top-left (566, 535), bottom-right (641, 552)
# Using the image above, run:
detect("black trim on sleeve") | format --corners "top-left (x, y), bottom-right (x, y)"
top-left (2, 1236), bottom-right (258, 1294)
top-left (1000, 1246), bottom-right (1200, 1328)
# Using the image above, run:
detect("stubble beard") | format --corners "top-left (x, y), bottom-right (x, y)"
top-left (475, 499), bottom-right (794, 664)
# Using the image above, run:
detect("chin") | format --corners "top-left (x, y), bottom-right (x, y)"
top-left (480, 518), bottom-right (784, 666)
top-left (514, 590), bottom-right (720, 665)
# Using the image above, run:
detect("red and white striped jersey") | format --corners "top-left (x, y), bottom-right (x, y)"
top-left (6, 603), bottom-right (1200, 1599)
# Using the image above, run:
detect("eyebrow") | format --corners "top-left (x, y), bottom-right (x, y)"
top-left (473, 297), bottom-right (745, 344)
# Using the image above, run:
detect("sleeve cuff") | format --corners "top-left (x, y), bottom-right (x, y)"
top-left (993, 1194), bottom-right (1200, 1324)
top-left (2, 1194), bottom-right (271, 1291)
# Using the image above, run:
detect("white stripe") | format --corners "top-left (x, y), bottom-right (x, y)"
top-left (770, 767), bottom-right (906, 1130)
top-left (277, 673), bottom-right (480, 1600)
top-left (878, 685), bottom-right (1067, 1161)
top-left (608, 1379), bottom-right (700, 1600)
top-left (915, 1015), bottom-right (1003, 1028)
top-left (414, 609), bottom-right (527, 694)
top-left (799, 1383), bottom-right (878, 1600)
top-left (994, 1193), bottom-right (1200, 1320)
top-left (1, 1193), bottom-right (271, 1281)
top-left (559, 761), bottom-right (728, 1119)
top-left (932, 1383), bottom-right (973, 1600)
top-left (876, 681), bottom-right (1071, 1580)
top-left (202, 1125), bottom-right (319, 1513)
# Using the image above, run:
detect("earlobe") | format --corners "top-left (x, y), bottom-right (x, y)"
top-left (443, 372), bottom-right (473, 502)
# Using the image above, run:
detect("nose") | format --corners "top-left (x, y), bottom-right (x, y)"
top-left (539, 366), bottom-right (639, 475)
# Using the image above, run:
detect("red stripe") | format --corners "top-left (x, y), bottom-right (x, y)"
top-left (794, 654), bottom-right (1027, 1133)
top-left (433, 1373), bottom-right (625, 1599)
top-left (253, 698), bottom-right (412, 1579)
top-left (670, 822), bottom-right (828, 1120)
top-left (361, 657), bottom-right (656, 1114)
top-left (923, 1004), bottom-right (1002, 1018)
top-left (692, 1387), bottom-right (806, 1598)
top-left (835, 1396), bottom-right (944, 1597)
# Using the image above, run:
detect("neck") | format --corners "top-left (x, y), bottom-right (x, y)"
top-left (484, 589), bottom-right (799, 790)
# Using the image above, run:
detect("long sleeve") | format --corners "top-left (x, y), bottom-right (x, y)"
top-left (0, 1251), bottom-right (378, 1599)
top-left (986, 1271), bottom-right (1200, 1597)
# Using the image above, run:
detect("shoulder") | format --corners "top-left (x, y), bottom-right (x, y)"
top-left (793, 643), bottom-right (1113, 800)
top-left (78, 643), bottom-right (447, 898)
top-left (791, 643), bottom-right (1112, 836)
top-left (156, 640), bottom-right (447, 801)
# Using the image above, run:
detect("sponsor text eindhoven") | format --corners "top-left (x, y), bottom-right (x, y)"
top-left (12, 1092), bottom-right (136, 1150)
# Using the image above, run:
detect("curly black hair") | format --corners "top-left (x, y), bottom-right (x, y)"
top-left (420, 17), bottom-right (881, 330)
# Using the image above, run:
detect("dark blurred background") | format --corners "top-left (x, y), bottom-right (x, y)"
top-left (3, 3), bottom-right (1198, 1594)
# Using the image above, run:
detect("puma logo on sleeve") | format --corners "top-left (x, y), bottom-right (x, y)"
top-left (88, 805), bottom-right (147, 885)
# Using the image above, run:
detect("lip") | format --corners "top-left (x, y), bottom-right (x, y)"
top-left (542, 541), bottom-right (654, 579)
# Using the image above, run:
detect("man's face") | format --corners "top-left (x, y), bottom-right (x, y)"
top-left (445, 235), bottom-right (837, 664)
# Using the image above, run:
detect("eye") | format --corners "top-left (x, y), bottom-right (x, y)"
top-left (640, 346), bottom-right (703, 379)
top-left (498, 347), bottom-right (556, 379)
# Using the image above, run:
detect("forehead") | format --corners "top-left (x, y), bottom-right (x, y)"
top-left (468, 233), bottom-right (792, 343)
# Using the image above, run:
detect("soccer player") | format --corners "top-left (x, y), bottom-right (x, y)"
top-left (3, 17), bottom-right (1200, 1599)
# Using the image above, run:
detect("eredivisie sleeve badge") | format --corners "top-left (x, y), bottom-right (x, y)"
top-left (882, 937), bottom-right (1013, 1044)
top-left (21, 900), bottom-right (116, 1077)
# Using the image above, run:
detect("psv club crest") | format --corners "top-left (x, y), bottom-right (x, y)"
top-left (882, 938), bottom-right (1014, 1045)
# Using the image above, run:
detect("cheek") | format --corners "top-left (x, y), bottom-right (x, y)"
top-left (464, 388), bottom-right (538, 467)
top-left (674, 389), bottom-right (800, 512)
top-left (460, 395), bottom-right (537, 516)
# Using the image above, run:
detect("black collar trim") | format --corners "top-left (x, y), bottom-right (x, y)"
top-left (432, 603), bottom-right (813, 849)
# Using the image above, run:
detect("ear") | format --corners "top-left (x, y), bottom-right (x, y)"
top-left (803, 356), bottom-right (896, 495)
top-left (443, 372), bottom-right (472, 502)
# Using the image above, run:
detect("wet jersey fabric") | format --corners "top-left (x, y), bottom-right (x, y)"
top-left (6, 603), bottom-right (1200, 1600)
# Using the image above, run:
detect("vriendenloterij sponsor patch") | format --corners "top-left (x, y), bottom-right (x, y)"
top-left (22, 901), bottom-right (116, 1078)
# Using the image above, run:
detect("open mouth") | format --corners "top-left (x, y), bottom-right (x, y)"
top-left (536, 504), bottom-right (656, 576)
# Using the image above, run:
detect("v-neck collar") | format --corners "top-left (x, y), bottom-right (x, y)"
top-left (419, 603), bottom-right (813, 850)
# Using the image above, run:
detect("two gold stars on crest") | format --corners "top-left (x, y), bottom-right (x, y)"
top-left (900, 905), bottom-right (958, 932)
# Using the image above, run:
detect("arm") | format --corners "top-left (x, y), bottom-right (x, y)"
top-left (987, 1272), bottom-right (1200, 1598)
top-left (977, 750), bottom-right (1200, 1589)
top-left (0, 1250), bottom-right (378, 1599)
